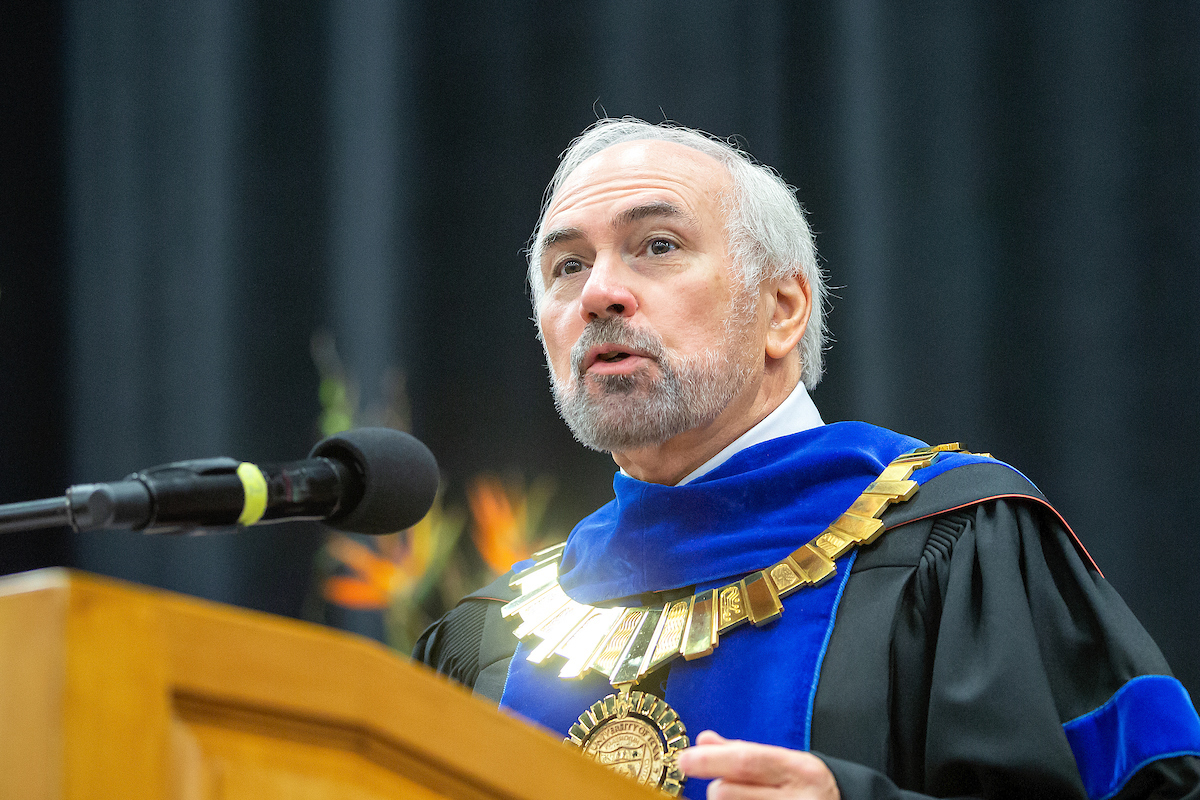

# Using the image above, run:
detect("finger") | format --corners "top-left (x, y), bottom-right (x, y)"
top-left (695, 729), bottom-right (728, 746)
top-left (706, 778), bottom-right (786, 800)
top-left (678, 740), bottom-right (801, 784)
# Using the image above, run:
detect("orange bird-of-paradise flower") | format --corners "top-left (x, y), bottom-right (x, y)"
top-left (323, 534), bottom-right (402, 610)
top-left (322, 493), bottom-right (459, 610)
top-left (468, 474), bottom-right (548, 576)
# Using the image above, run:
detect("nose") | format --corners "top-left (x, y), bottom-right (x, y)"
top-left (579, 251), bottom-right (638, 322)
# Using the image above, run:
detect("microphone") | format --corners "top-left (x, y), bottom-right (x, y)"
top-left (0, 428), bottom-right (439, 536)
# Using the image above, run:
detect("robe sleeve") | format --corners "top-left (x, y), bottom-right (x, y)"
top-left (823, 499), bottom-right (1200, 800)
top-left (411, 572), bottom-right (518, 703)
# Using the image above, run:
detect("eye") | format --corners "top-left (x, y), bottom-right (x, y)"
top-left (648, 239), bottom-right (676, 256)
top-left (556, 257), bottom-right (586, 276)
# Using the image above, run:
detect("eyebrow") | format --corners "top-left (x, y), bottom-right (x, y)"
top-left (613, 200), bottom-right (693, 228)
top-left (539, 201), bottom-right (698, 252)
top-left (540, 226), bottom-right (586, 250)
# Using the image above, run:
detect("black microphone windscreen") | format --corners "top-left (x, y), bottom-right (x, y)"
top-left (309, 428), bottom-right (439, 535)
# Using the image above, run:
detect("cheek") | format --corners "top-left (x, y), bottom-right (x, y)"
top-left (656, 285), bottom-right (737, 345)
top-left (538, 307), bottom-right (578, 368)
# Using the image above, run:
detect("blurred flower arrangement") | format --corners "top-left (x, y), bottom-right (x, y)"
top-left (310, 331), bottom-right (565, 652)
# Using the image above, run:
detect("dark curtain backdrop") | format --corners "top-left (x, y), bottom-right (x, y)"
top-left (3, 2), bottom-right (1198, 695)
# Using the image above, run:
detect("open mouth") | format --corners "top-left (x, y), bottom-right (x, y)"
top-left (574, 326), bottom-right (660, 375)
top-left (580, 344), bottom-right (653, 375)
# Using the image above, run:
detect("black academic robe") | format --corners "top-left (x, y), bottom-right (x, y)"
top-left (414, 461), bottom-right (1200, 800)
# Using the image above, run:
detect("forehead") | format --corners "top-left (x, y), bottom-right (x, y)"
top-left (543, 140), bottom-right (733, 231)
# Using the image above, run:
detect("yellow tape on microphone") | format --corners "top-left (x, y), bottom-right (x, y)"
top-left (236, 462), bottom-right (268, 526)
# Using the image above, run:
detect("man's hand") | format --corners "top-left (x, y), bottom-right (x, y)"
top-left (676, 730), bottom-right (840, 800)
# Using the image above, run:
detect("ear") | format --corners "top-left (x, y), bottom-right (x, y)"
top-left (764, 273), bottom-right (811, 361)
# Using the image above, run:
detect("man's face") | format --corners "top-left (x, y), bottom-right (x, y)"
top-left (535, 140), bottom-right (764, 453)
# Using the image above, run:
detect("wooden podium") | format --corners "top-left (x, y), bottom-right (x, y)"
top-left (0, 569), bottom-right (659, 800)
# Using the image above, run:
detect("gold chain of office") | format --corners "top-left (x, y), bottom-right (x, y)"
top-left (501, 442), bottom-right (978, 795)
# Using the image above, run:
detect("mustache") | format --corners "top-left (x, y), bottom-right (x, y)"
top-left (569, 318), bottom-right (664, 378)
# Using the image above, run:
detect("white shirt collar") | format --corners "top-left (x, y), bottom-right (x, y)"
top-left (614, 384), bottom-right (825, 485)
top-left (675, 382), bottom-right (824, 485)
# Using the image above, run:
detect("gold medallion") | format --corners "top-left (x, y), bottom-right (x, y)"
top-left (565, 689), bottom-right (689, 795)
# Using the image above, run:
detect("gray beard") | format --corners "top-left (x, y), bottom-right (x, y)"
top-left (548, 317), bottom-right (755, 453)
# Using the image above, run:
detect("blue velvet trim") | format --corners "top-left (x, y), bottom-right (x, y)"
top-left (556, 422), bottom-right (927, 604)
top-left (1063, 674), bottom-right (1200, 800)
top-left (804, 550), bottom-right (857, 750)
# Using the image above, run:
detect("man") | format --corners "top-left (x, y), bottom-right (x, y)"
top-left (415, 119), bottom-right (1200, 800)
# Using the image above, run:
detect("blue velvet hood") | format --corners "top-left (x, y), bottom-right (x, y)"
top-left (501, 421), bottom-right (981, 799)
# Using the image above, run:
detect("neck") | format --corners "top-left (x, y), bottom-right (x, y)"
top-left (612, 360), bottom-right (801, 485)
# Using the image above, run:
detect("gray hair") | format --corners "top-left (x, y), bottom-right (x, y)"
top-left (528, 118), bottom-right (827, 390)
